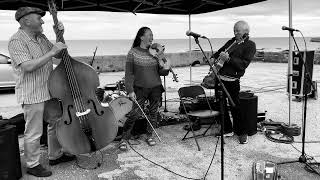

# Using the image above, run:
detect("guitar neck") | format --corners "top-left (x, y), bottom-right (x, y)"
top-left (213, 37), bottom-right (247, 70)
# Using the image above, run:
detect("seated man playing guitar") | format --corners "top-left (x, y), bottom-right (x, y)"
top-left (212, 20), bottom-right (256, 144)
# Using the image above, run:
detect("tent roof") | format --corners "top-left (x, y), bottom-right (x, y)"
top-left (0, 0), bottom-right (266, 15)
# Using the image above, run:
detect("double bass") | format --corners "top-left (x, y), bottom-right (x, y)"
top-left (47, 1), bottom-right (118, 155)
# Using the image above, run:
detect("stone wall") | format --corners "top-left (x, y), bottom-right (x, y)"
top-left (68, 50), bottom-right (320, 72)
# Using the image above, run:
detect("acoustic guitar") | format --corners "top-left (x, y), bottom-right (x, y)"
top-left (212, 33), bottom-right (249, 71)
top-left (201, 33), bottom-right (249, 89)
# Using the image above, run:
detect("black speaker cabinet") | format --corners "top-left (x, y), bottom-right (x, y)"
top-left (239, 92), bottom-right (258, 136)
top-left (287, 51), bottom-right (314, 97)
top-left (0, 125), bottom-right (22, 180)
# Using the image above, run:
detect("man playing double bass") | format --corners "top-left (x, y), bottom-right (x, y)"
top-left (212, 20), bottom-right (256, 144)
top-left (8, 7), bottom-right (75, 177)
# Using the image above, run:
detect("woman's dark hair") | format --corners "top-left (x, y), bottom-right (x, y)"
top-left (132, 26), bottom-right (151, 48)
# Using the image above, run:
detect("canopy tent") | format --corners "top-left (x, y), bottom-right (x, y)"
top-left (0, 0), bottom-right (266, 14)
top-left (0, 0), bottom-right (267, 83)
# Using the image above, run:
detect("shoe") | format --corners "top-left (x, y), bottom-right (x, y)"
top-left (27, 164), bottom-right (52, 177)
top-left (146, 137), bottom-right (156, 146)
top-left (49, 154), bottom-right (76, 166)
top-left (215, 131), bottom-right (234, 137)
top-left (239, 134), bottom-right (248, 144)
top-left (119, 141), bottom-right (128, 151)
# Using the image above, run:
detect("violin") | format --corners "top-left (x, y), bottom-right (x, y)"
top-left (149, 43), bottom-right (179, 82)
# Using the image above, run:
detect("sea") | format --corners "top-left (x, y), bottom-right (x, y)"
top-left (1, 37), bottom-right (319, 57)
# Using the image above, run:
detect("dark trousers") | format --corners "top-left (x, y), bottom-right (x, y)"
top-left (122, 85), bottom-right (163, 140)
top-left (216, 79), bottom-right (246, 135)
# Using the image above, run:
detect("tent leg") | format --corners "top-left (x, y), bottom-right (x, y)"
top-left (188, 14), bottom-right (192, 85)
top-left (288, 0), bottom-right (293, 125)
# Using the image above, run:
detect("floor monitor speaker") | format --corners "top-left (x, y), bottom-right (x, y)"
top-left (239, 92), bottom-right (258, 136)
top-left (0, 125), bottom-right (22, 180)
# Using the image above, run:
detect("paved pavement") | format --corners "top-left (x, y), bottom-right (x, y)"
top-left (0, 62), bottom-right (320, 180)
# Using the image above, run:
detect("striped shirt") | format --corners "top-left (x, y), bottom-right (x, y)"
top-left (8, 28), bottom-right (54, 104)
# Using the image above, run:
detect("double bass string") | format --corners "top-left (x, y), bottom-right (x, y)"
top-left (55, 23), bottom-right (89, 129)
top-left (48, 1), bottom-right (118, 155)
top-left (61, 50), bottom-right (89, 128)
top-left (49, 0), bottom-right (90, 129)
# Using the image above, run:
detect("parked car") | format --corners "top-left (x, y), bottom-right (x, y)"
top-left (0, 53), bottom-right (57, 90)
top-left (0, 53), bottom-right (15, 90)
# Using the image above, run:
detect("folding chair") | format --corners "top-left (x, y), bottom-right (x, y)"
top-left (178, 85), bottom-right (220, 151)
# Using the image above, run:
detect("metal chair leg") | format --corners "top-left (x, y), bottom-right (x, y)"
top-left (182, 130), bottom-right (190, 140)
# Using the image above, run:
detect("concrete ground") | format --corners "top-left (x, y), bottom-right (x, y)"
top-left (0, 62), bottom-right (319, 180)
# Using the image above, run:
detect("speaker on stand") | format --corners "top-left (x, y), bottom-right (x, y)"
top-left (287, 51), bottom-right (315, 100)
top-left (0, 125), bottom-right (22, 180)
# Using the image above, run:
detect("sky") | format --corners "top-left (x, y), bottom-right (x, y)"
top-left (0, 0), bottom-right (319, 40)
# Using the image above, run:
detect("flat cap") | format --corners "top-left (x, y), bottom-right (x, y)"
top-left (15, 7), bottom-right (45, 21)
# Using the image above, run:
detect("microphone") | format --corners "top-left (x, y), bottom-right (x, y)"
top-left (186, 30), bottom-right (207, 39)
top-left (282, 26), bottom-right (299, 32)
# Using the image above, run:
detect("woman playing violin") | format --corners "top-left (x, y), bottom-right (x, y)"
top-left (120, 27), bottom-right (170, 151)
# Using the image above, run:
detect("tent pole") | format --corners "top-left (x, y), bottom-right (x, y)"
top-left (288, 0), bottom-right (293, 125)
top-left (189, 14), bottom-right (192, 85)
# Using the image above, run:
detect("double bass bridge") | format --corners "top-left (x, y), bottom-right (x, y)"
top-left (76, 109), bottom-right (91, 117)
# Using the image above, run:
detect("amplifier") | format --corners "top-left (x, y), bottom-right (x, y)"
top-left (0, 125), bottom-right (22, 180)
top-left (239, 92), bottom-right (258, 136)
top-left (287, 51), bottom-right (314, 97)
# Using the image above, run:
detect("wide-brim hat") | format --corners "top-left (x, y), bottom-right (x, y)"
top-left (15, 7), bottom-right (46, 21)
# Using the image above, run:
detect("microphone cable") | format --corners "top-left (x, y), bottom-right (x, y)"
top-left (127, 142), bottom-right (202, 180)
top-left (127, 135), bottom-right (220, 180)
top-left (203, 137), bottom-right (220, 179)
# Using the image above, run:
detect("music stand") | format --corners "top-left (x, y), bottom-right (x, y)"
top-left (191, 37), bottom-right (235, 180)
top-left (278, 31), bottom-right (320, 176)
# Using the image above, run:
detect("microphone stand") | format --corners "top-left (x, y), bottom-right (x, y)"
top-left (192, 37), bottom-right (235, 180)
top-left (278, 30), bottom-right (319, 176)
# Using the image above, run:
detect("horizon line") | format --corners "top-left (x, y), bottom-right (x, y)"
top-left (0, 36), bottom-right (316, 41)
